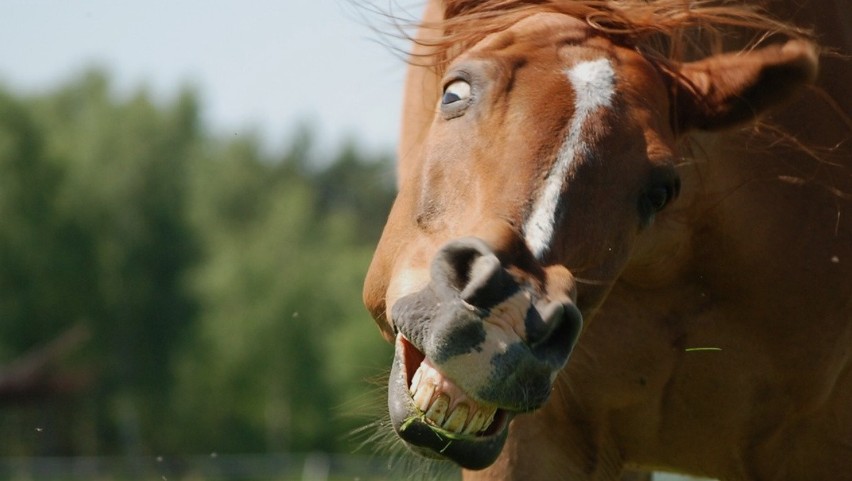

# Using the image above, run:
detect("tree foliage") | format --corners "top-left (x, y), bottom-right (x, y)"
top-left (0, 70), bottom-right (396, 456)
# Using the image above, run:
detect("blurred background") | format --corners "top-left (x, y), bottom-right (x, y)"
top-left (0, 1), bottom-right (701, 480)
top-left (0, 0), bottom-right (431, 479)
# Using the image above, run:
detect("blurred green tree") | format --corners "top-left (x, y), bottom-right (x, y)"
top-left (0, 69), bottom-right (396, 457)
top-left (0, 89), bottom-right (71, 354)
top-left (0, 70), bottom-right (202, 454)
top-left (171, 132), bottom-right (395, 453)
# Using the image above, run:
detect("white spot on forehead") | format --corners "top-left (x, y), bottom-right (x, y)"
top-left (523, 58), bottom-right (615, 259)
top-left (566, 58), bottom-right (617, 115)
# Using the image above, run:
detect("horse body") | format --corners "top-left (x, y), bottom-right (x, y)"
top-left (364, 1), bottom-right (852, 479)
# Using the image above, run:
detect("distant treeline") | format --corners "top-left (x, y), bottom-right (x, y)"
top-left (0, 70), bottom-right (397, 456)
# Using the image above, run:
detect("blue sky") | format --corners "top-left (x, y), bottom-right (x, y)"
top-left (0, 0), bottom-right (422, 154)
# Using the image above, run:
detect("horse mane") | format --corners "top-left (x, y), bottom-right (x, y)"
top-left (409, 0), bottom-right (812, 72)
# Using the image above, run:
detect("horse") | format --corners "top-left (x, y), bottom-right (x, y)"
top-left (363, 0), bottom-right (852, 479)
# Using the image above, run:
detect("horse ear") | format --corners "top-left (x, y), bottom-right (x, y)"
top-left (671, 40), bottom-right (818, 133)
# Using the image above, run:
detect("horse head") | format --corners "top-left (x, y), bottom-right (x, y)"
top-left (364, 2), bottom-right (817, 470)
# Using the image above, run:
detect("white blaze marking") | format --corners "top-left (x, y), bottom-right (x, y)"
top-left (523, 58), bottom-right (615, 259)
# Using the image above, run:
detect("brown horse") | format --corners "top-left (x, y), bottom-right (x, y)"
top-left (363, 0), bottom-right (852, 479)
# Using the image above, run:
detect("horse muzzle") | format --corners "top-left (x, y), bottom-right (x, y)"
top-left (386, 237), bottom-right (583, 469)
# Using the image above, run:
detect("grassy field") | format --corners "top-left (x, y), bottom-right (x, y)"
top-left (0, 454), bottom-right (715, 481)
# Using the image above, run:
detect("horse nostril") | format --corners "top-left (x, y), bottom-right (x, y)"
top-left (526, 300), bottom-right (582, 369)
top-left (525, 301), bottom-right (564, 345)
top-left (433, 238), bottom-right (519, 309)
top-left (436, 239), bottom-right (485, 292)
top-left (461, 254), bottom-right (520, 308)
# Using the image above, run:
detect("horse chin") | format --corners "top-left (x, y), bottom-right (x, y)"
top-left (387, 335), bottom-right (513, 470)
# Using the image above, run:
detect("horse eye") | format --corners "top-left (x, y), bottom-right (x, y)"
top-left (639, 171), bottom-right (680, 227)
top-left (442, 79), bottom-right (471, 105)
top-left (646, 186), bottom-right (672, 212)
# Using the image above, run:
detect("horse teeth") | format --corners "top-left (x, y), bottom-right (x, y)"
top-left (442, 403), bottom-right (469, 433)
top-left (463, 408), bottom-right (486, 434)
top-left (409, 366), bottom-right (423, 395)
top-left (481, 406), bottom-right (497, 431)
top-left (413, 381), bottom-right (435, 412)
top-left (425, 394), bottom-right (449, 426)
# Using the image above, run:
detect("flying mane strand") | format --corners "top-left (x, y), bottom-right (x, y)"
top-left (410, 0), bottom-right (813, 74)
